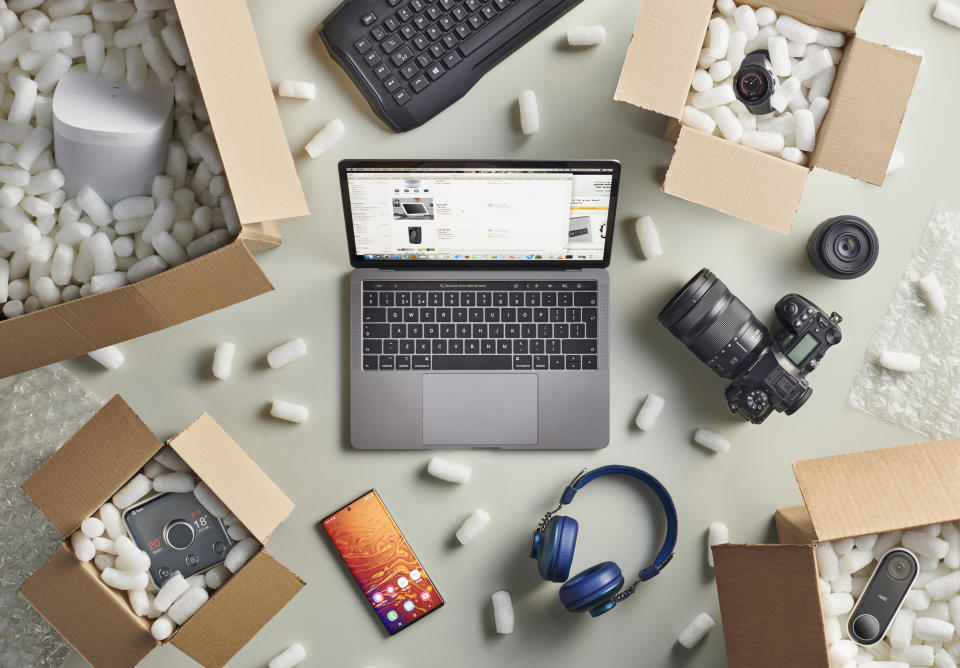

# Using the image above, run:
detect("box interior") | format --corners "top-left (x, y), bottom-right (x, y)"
top-left (20, 397), bottom-right (304, 668)
top-left (713, 543), bottom-right (829, 667)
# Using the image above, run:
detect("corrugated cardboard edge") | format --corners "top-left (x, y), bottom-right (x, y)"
top-left (0, 239), bottom-right (273, 379)
top-left (613, 0), bottom-right (714, 119)
top-left (171, 551), bottom-right (305, 667)
top-left (811, 38), bottom-right (921, 186)
top-left (663, 127), bottom-right (808, 233)
top-left (793, 438), bottom-right (960, 542)
top-left (741, 0), bottom-right (865, 33)
top-left (175, 0), bottom-right (308, 226)
top-left (20, 544), bottom-right (157, 668)
top-left (241, 221), bottom-right (283, 254)
top-left (775, 505), bottom-right (817, 545)
top-left (168, 413), bottom-right (294, 544)
top-left (713, 543), bottom-right (829, 668)
top-left (22, 395), bottom-right (162, 538)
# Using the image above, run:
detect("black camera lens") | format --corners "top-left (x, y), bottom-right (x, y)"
top-left (807, 216), bottom-right (879, 279)
top-left (851, 613), bottom-right (880, 641)
top-left (887, 553), bottom-right (914, 581)
top-left (658, 269), bottom-right (771, 379)
top-left (164, 520), bottom-right (195, 550)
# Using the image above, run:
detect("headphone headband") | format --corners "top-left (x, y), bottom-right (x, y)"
top-left (553, 465), bottom-right (678, 584)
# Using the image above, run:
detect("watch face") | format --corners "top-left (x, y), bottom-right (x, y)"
top-left (735, 66), bottom-right (771, 104)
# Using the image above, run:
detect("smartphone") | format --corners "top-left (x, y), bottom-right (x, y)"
top-left (321, 490), bottom-right (444, 635)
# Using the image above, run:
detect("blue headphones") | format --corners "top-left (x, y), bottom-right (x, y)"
top-left (529, 465), bottom-right (679, 617)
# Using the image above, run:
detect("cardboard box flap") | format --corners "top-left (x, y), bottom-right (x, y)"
top-left (168, 413), bottom-right (294, 544)
top-left (20, 544), bottom-right (157, 668)
top-left (775, 505), bottom-right (817, 545)
top-left (713, 544), bottom-right (828, 667)
top-left (811, 38), bottom-right (920, 185)
top-left (0, 240), bottom-right (273, 379)
top-left (663, 127), bottom-right (808, 234)
top-left (754, 0), bottom-right (865, 33)
top-left (171, 550), bottom-right (304, 668)
top-left (240, 221), bottom-right (283, 254)
top-left (22, 396), bottom-right (161, 537)
top-left (175, 0), bottom-right (308, 226)
top-left (793, 438), bottom-right (960, 542)
top-left (614, 0), bottom-right (714, 118)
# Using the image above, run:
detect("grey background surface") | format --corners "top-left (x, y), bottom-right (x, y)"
top-left (41, 0), bottom-right (960, 666)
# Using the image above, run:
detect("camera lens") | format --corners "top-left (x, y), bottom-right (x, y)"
top-left (807, 216), bottom-right (879, 279)
top-left (887, 553), bottom-right (914, 581)
top-left (658, 269), bottom-right (771, 379)
top-left (851, 613), bottom-right (880, 642)
top-left (164, 520), bottom-right (195, 550)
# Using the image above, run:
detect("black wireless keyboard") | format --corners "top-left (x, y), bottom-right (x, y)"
top-left (319, 0), bottom-right (584, 132)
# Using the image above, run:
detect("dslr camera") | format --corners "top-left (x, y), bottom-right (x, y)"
top-left (658, 269), bottom-right (843, 424)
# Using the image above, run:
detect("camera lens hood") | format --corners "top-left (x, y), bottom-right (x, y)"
top-left (807, 215), bottom-right (879, 279)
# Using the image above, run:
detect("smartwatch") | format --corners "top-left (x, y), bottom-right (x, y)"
top-left (734, 50), bottom-right (776, 115)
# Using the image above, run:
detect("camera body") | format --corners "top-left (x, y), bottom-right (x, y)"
top-left (847, 548), bottom-right (919, 645)
top-left (659, 269), bottom-right (843, 424)
top-left (123, 490), bottom-right (232, 587)
top-left (725, 294), bottom-right (843, 423)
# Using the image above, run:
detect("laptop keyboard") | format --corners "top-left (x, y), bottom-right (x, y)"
top-left (361, 280), bottom-right (599, 371)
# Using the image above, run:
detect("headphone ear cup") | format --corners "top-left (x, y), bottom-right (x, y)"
top-left (558, 561), bottom-right (624, 616)
top-left (537, 515), bottom-right (579, 583)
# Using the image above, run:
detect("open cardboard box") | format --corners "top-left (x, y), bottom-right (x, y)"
top-left (0, 0), bottom-right (309, 380)
top-left (614, 0), bottom-right (921, 233)
top-left (711, 437), bottom-right (960, 667)
top-left (19, 396), bottom-right (305, 668)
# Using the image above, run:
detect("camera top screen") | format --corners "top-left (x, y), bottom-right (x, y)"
top-left (787, 332), bottom-right (818, 365)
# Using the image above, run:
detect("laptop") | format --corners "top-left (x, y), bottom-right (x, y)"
top-left (341, 159), bottom-right (620, 449)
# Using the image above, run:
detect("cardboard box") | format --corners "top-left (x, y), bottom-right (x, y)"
top-left (712, 437), bottom-right (960, 667)
top-left (0, 0), bottom-right (309, 380)
top-left (19, 396), bottom-right (305, 668)
top-left (614, 0), bottom-right (922, 233)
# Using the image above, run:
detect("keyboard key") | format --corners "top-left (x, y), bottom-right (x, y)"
top-left (538, 324), bottom-right (552, 338)
top-left (550, 355), bottom-right (565, 370)
top-left (481, 4), bottom-right (497, 19)
top-left (440, 324), bottom-right (455, 337)
top-left (428, 292), bottom-right (442, 306)
top-left (363, 340), bottom-right (382, 354)
top-left (394, 88), bottom-right (412, 105)
top-left (413, 355), bottom-right (431, 369)
top-left (582, 355), bottom-right (597, 370)
top-left (547, 339), bottom-right (561, 354)
top-left (426, 24), bottom-right (442, 41)
top-left (518, 308), bottom-right (532, 322)
top-left (364, 324), bottom-right (389, 338)
top-left (382, 34), bottom-right (403, 53)
top-left (449, 340), bottom-right (463, 353)
top-left (392, 324), bottom-right (406, 338)
top-left (410, 0), bottom-right (426, 10)
top-left (489, 324), bottom-right (504, 337)
top-left (453, 308), bottom-right (467, 322)
top-left (555, 324), bottom-right (569, 338)
top-left (465, 339), bottom-right (479, 354)
top-left (437, 308), bottom-right (451, 322)
top-left (379, 355), bottom-right (395, 369)
top-left (397, 6), bottom-right (413, 21)
top-left (442, 32), bottom-right (458, 48)
top-left (424, 323), bottom-right (439, 337)
top-left (481, 340), bottom-right (495, 354)
top-left (400, 23), bottom-right (416, 39)
top-left (510, 292), bottom-right (523, 306)
top-left (363, 355), bottom-right (378, 370)
top-left (401, 340), bottom-right (414, 354)
top-left (401, 62), bottom-right (419, 79)
top-left (371, 25), bottom-right (388, 41)
top-left (416, 340), bottom-right (430, 354)
top-left (542, 293), bottom-right (557, 306)
top-left (465, 0), bottom-right (481, 10)
top-left (558, 292), bottom-right (573, 306)
top-left (396, 355), bottom-right (411, 369)
top-left (404, 308), bottom-right (419, 321)
top-left (428, 6), bottom-right (443, 20)
top-left (456, 324), bottom-right (471, 338)
top-left (442, 50), bottom-right (463, 70)
top-left (364, 50), bottom-right (382, 65)
top-left (497, 340), bottom-right (511, 354)
top-left (494, 0), bottom-right (509, 8)
top-left (433, 355), bottom-right (512, 370)
top-left (477, 292), bottom-right (491, 306)
top-left (525, 292), bottom-right (540, 306)
top-left (550, 308), bottom-right (564, 322)
top-left (467, 14), bottom-right (484, 29)
top-left (413, 15), bottom-right (429, 31)
top-left (513, 355), bottom-right (532, 370)
top-left (432, 339), bottom-right (447, 354)
top-left (384, 15), bottom-right (401, 31)
top-left (513, 340), bottom-right (528, 354)
top-left (363, 291), bottom-right (377, 306)
top-left (521, 324), bottom-right (536, 338)
top-left (571, 323), bottom-right (585, 338)
top-left (363, 308), bottom-right (386, 322)
top-left (384, 340), bottom-right (399, 354)
top-left (502, 308), bottom-right (516, 322)
top-left (411, 74), bottom-right (430, 92)
top-left (439, 15), bottom-right (454, 30)
top-left (484, 307), bottom-right (499, 321)
top-left (408, 324), bottom-right (423, 338)
top-left (566, 307), bottom-right (581, 322)
top-left (429, 42), bottom-right (445, 58)
top-left (506, 324), bottom-right (520, 338)
top-left (414, 33), bottom-right (430, 50)
top-left (391, 46), bottom-right (415, 66)
top-left (534, 308), bottom-right (548, 322)
top-left (439, 0), bottom-right (455, 9)
top-left (455, 22), bottom-right (470, 39)
top-left (472, 324), bottom-right (487, 338)
top-left (534, 355), bottom-right (548, 369)
top-left (584, 308), bottom-right (598, 337)
top-left (379, 291), bottom-right (395, 306)
top-left (461, 292), bottom-right (475, 306)
top-left (574, 292), bottom-right (598, 306)
top-left (494, 292), bottom-right (508, 306)
top-left (444, 292), bottom-right (459, 306)
top-left (417, 52), bottom-right (433, 67)
top-left (362, 12), bottom-right (377, 25)
top-left (468, 308), bottom-right (483, 321)
top-left (355, 36), bottom-right (373, 53)
top-left (452, 6), bottom-right (468, 20)
top-left (397, 292), bottom-right (411, 305)
top-left (531, 339), bottom-right (544, 354)
top-left (563, 340), bottom-right (598, 354)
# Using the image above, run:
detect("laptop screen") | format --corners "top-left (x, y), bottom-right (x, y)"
top-left (339, 160), bottom-right (619, 267)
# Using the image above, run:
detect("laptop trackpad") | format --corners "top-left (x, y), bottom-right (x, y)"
top-left (422, 374), bottom-right (538, 446)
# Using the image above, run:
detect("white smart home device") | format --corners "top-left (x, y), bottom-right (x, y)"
top-left (53, 70), bottom-right (174, 204)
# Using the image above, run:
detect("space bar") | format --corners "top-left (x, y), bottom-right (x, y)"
top-left (432, 355), bottom-right (512, 370)
top-left (458, 0), bottom-right (550, 57)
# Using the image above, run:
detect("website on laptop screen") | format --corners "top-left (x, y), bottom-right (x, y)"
top-left (345, 166), bottom-right (614, 261)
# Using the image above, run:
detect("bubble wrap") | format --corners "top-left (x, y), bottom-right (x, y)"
top-left (849, 203), bottom-right (960, 439)
top-left (0, 365), bottom-right (102, 668)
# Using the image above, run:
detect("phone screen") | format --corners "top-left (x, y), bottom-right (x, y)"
top-left (321, 490), bottom-right (443, 634)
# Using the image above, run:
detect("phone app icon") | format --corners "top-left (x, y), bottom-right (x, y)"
top-left (410, 569), bottom-right (421, 581)
top-left (420, 591), bottom-right (431, 601)
top-left (372, 592), bottom-right (383, 603)
top-left (386, 610), bottom-right (399, 622)
top-left (403, 600), bottom-right (415, 612)
top-left (386, 585), bottom-right (396, 595)
top-left (398, 577), bottom-right (409, 588)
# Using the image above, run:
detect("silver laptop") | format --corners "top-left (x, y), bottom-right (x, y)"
top-left (341, 159), bottom-right (620, 449)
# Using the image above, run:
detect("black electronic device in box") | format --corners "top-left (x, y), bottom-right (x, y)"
top-left (123, 491), bottom-right (232, 587)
